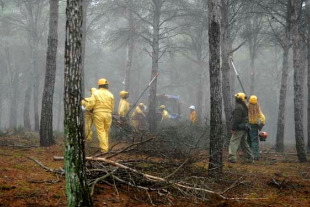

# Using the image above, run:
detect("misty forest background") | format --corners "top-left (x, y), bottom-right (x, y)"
top-left (0, 0), bottom-right (309, 148)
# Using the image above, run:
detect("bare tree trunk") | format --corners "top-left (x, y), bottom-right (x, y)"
top-left (40, 0), bottom-right (59, 147)
top-left (195, 65), bottom-right (203, 123)
top-left (33, 67), bottom-right (40, 131)
top-left (24, 80), bottom-right (32, 130)
top-left (276, 44), bottom-right (289, 152)
top-left (276, 0), bottom-right (292, 153)
top-left (148, 0), bottom-right (162, 133)
top-left (124, 3), bottom-right (135, 92)
top-left (57, 93), bottom-right (63, 131)
top-left (81, 0), bottom-right (90, 97)
top-left (4, 44), bottom-right (18, 130)
top-left (249, 56), bottom-right (255, 95)
top-left (307, 0), bottom-right (310, 153)
top-left (221, 0), bottom-right (233, 141)
top-left (208, 0), bottom-right (223, 177)
top-left (64, 0), bottom-right (93, 206)
top-left (291, 0), bottom-right (307, 162)
top-left (9, 73), bottom-right (18, 130)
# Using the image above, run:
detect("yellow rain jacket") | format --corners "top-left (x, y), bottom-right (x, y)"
top-left (161, 110), bottom-right (170, 121)
top-left (248, 110), bottom-right (265, 125)
top-left (190, 110), bottom-right (197, 123)
top-left (118, 98), bottom-right (130, 117)
top-left (131, 106), bottom-right (145, 131)
top-left (81, 97), bottom-right (94, 141)
top-left (85, 88), bottom-right (114, 152)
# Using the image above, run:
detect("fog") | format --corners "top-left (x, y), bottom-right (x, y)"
top-left (0, 0), bottom-right (309, 147)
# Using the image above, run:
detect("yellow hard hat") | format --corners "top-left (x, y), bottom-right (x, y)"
top-left (98, 78), bottom-right (109, 86)
top-left (119, 90), bottom-right (128, 98)
top-left (249, 95), bottom-right (258, 104)
top-left (139, 103), bottom-right (144, 107)
top-left (90, 88), bottom-right (96, 94)
top-left (159, 105), bottom-right (165, 109)
top-left (235, 92), bottom-right (246, 102)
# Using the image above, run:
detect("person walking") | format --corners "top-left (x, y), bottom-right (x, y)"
top-left (118, 90), bottom-right (130, 119)
top-left (85, 78), bottom-right (114, 153)
top-left (81, 88), bottom-right (96, 142)
top-left (189, 105), bottom-right (197, 124)
top-left (247, 95), bottom-right (265, 160)
top-left (131, 103), bottom-right (146, 131)
top-left (228, 92), bottom-right (253, 163)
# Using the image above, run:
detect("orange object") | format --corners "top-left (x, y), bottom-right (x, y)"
top-left (259, 131), bottom-right (268, 141)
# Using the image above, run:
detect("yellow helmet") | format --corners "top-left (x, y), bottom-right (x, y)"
top-left (90, 88), bottom-right (96, 94)
top-left (119, 90), bottom-right (128, 98)
top-left (159, 105), bottom-right (166, 109)
top-left (249, 95), bottom-right (258, 104)
top-left (235, 92), bottom-right (246, 102)
top-left (139, 103), bottom-right (144, 107)
top-left (98, 78), bottom-right (109, 86)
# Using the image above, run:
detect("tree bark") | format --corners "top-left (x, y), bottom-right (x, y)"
top-left (291, 0), bottom-right (307, 162)
top-left (81, 0), bottom-right (90, 97)
top-left (64, 0), bottom-right (93, 206)
top-left (9, 73), bottom-right (18, 130)
top-left (276, 44), bottom-right (289, 152)
top-left (40, 0), bottom-right (59, 147)
top-left (148, 0), bottom-right (162, 133)
top-left (195, 64), bottom-right (204, 123)
top-left (221, 0), bottom-right (233, 141)
top-left (4, 43), bottom-right (18, 130)
top-left (208, 0), bottom-right (223, 177)
top-left (306, 0), bottom-right (310, 153)
top-left (124, 2), bottom-right (135, 92)
top-left (24, 81), bottom-right (32, 130)
top-left (275, 0), bottom-right (292, 153)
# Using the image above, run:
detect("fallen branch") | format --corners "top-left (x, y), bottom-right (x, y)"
top-left (0, 144), bottom-right (38, 148)
top-left (54, 156), bottom-right (226, 199)
top-left (28, 157), bottom-right (64, 175)
top-left (28, 179), bottom-right (61, 184)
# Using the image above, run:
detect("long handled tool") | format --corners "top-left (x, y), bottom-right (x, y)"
top-left (126, 73), bottom-right (159, 116)
top-left (230, 57), bottom-right (247, 95)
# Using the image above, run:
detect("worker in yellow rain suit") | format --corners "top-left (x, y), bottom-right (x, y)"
top-left (131, 103), bottom-right (146, 131)
top-left (85, 78), bottom-right (114, 153)
top-left (159, 105), bottom-right (170, 127)
top-left (247, 95), bottom-right (265, 161)
top-left (189, 105), bottom-right (197, 124)
top-left (81, 88), bottom-right (96, 141)
top-left (118, 91), bottom-right (130, 119)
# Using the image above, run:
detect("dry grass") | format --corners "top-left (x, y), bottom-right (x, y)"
top-left (0, 133), bottom-right (309, 207)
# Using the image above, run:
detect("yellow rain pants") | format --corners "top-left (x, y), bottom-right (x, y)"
top-left (85, 88), bottom-right (114, 152)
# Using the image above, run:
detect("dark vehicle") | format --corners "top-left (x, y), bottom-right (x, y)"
top-left (155, 94), bottom-right (182, 121)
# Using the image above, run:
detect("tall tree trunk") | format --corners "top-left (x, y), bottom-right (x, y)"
top-left (195, 65), bottom-right (203, 123)
top-left (124, 3), bottom-right (135, 92)
top-left (40, 0), bottom-right (59, 147)
top-left (221, 0), bottom-right (233, 141)
top-left (33, 54), bottom-right (40, 131)
top-left (276, 0), bottom-right (291, 153)
top-left (307, 0), bottom-right (310, 153)
top-left (4, 44), bottom-right (17, 130)
top-left (81, 0), bottom-right (90, 97)
top-left (24, 81), bottom-right (32, 130)
top-left (57, 93), bottom-right (63, 131)
top-left (64, 0), bottom-right (93, 206)
top-left (148, 0), bottom-right (162, 133)
top-left (249, 56), bottom-right (255, 95)
top-left (276, 44), bottom-right (289, 152)
top-left (291, 0), bottom-right (307, 162)
top-left (208, 0), bottom-right (223, 177)
top-left (9, 73), bottom-right (18, 130)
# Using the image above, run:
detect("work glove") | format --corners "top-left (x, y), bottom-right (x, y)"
top-left (258, 124), bottom-right (264, 131)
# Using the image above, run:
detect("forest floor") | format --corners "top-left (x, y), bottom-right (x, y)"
top-left (0, 132), bottom-right (310, 207)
